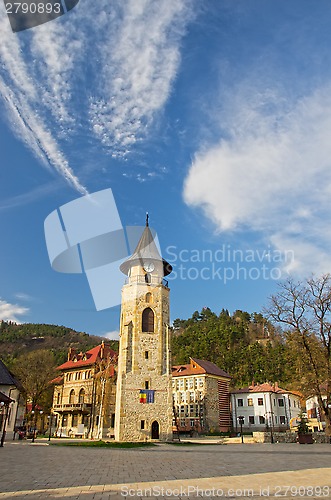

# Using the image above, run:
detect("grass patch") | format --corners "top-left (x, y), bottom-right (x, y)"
top-left (166, 441), bottom-right (214, 446)
top-left (50, 440), bottom-right (156, 448)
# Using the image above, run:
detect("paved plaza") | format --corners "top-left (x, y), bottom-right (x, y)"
top-left (0, 440), bottom-right (331, 499)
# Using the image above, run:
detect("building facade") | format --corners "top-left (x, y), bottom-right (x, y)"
top-left (306, 384), bottom-right (330, 431)
top-left (114, 220), bottom-right (173, 441)
top-left (0, 359), bottom-right (25, 440)
top-left (172, 358), bottom-right (231, 433)
top-left (52, 342), bottom-right (117, 438)
top-left (231, 382), bottom-right (302, 432)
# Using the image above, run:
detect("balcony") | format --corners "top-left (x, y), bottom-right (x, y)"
top-left (53, 403), bottom-right (92, 413)
top-left (125, 275), bottom-right (169, 287)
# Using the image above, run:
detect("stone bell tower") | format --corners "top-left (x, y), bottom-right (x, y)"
top-left (114, 216), bottom-right (173, 441)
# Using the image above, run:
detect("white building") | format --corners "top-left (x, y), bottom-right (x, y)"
top-left (0, 359), bottom-right (25, 441)
top-left (306, 384), bottom-right (330, 431)
top-left (231, 382), bottom-right (302, 432)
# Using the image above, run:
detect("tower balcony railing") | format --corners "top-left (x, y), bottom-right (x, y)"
top-left (53, 403), bottom-right (92, 413)
top-left (125, 275), bottom-right (169, 287)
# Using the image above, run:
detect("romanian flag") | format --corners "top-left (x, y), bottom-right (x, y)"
top-left (147, 390), bottom-right (155, 403)
top-left (139, 390), bottom-right (147, 403)
top-left (139, 390), bottom-right (155, 403)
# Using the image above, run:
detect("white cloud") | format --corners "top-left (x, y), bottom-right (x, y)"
top-left (103, 330), bottom-right (119, 341)
top-left (89, 0), bottom-right (193, 156)
top-left (0, 0), bottom-right (193, 182)
top-left (184, 84), bottom-right (331, 276)
top-left (0, 14), bottom-right (87, 194)
top-left (30, 21), bottom-right (81, 131)
top-left (0, 299), bottom-right (29, 323)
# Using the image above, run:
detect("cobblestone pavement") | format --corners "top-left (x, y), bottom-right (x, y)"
top-left (0, 440), bottom-right (330, 499)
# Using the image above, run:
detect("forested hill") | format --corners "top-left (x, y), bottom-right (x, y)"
top-left (170, 307), bottom-right (299, 390)
top-left (0, 321), bottom-right (118, 367)
top-left (1, 308), bottom-right (302, 392)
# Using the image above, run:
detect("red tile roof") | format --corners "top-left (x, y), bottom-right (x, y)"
top-left (172, 358), bottom-right (231, 379)
top-left (56, 343), bottom-right (117, 371)
top-left (49, 375), bottom-right (64, 385)
top-left (26, 403), bottom-right (43, 412)
top-left (231, 382), bottom-right (303, 397)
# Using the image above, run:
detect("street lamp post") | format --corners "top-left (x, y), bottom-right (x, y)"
top-left (238, 416), bottom-right (244, 444)
top-left (31, 410), bottom-right (36, 442)
top-left (265, 412), bottom-right (274, 443)
top-left (48, 414), bottom-right (53, 442)
top-left (39, 411), bottom-right (43, 435)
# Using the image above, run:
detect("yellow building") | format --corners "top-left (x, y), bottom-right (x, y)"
top-left (52, 342), bottom-right (117, 438)
top-left (172, 358), bottom-right (231, 433)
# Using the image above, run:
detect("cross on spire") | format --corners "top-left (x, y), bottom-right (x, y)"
top-left (146, 212), bottom-right (149, 227)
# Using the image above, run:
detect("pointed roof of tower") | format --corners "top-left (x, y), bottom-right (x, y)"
top-left (120, 215), bottom-right (172, 276)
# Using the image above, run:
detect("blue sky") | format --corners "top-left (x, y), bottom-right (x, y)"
top-left (1, 0), bottom-right (331, 339)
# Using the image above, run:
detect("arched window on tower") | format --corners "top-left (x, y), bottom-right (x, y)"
top-left (142, 307), bottom-right (154, 332)
top-left (146, 292), bottom-right (152, 303)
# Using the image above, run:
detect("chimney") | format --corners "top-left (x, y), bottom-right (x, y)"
top-left (68, 347), bottom-right (76, 361)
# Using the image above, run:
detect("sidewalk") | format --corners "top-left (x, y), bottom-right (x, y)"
top-left (0, 440), bottom-right (330, 499)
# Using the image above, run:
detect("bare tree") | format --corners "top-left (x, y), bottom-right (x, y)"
top-left (93, 355), bottom-right (117, 439)
top-left (265, 274), bottom-right (331, 435)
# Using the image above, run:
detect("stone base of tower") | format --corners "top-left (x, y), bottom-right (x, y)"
top-left (114, 374), bottom-right (173, 442)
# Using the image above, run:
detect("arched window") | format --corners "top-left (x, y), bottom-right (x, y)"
top-left (57, 392), bottom-right (61, 405)
top-left (142, 307), bottom-right (154, 332)
top-left (145, 273), bottom-right (151, 283)
top-left (69, 389), bottom-right (75, 404)
top-left (79, 388), bottom-right (85, 403)
top-left (145, 292), bottom-right (152, 303)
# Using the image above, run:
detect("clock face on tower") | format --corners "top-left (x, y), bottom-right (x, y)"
top-left (143, 262), bottom-right (155, 273)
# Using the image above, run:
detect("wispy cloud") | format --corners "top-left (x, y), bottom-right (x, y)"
top-left (89, 0), bottom-right (193, 156)
top-left (30, 21), bottom-right (81, 132)
top-left (0, 181), bottom-right (64, 211)
top-left (0, 0), bottom-right (193, 185)
top-left (0, 298), bottom-right (29, 322)
top-left (184, 83), bottom-right (331, 276)
top-left (14, 293), bottom-right (33, 301)
top-left (0, 13), bottom-right (87, 194)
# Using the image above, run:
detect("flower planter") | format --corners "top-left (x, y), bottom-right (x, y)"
top-left (298, 433), bottom-right (314, 444)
